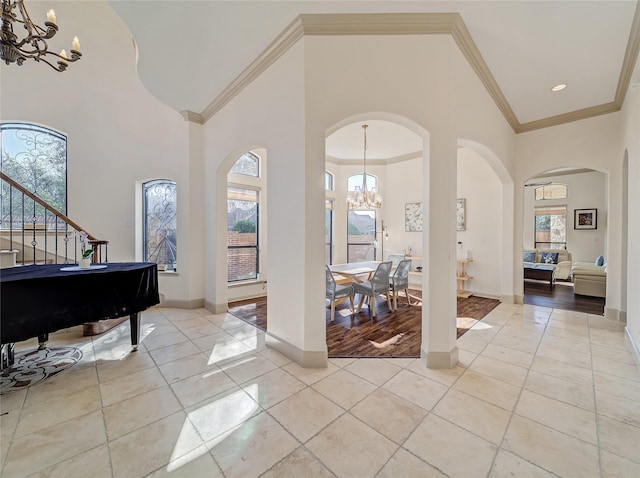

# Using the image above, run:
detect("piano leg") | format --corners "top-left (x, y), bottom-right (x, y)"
top-left (38, 333), bottom-right (49, 350)
top-left (130, 312), bottom-right (141, 351)
top-left (1, 343), bottom-right (15, 369)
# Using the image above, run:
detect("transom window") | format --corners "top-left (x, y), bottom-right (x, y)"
top-left (143, 180), bottom-right (177, 271)
top-left (535, 183), bottom-right (567, 200)
top-left (347, 173), bottom-right (377, 192)
top-left (534, 205), bottom-right (567, 249)
top-left (230, 152), bottom-right (259, 177)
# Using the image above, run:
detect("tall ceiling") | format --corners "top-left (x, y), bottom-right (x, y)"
top-left (109, 1), bottom-right (639, 127)
top-left (107, 1), bottom-right (639, 159)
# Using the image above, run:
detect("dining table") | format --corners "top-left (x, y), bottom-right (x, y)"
top-left (329, 261), bottom-right (381, 283)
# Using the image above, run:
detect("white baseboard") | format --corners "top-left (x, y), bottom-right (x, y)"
top-left (625, 327), bottom-right (640, 375)
top-left (266, 332), bottom-right (328, 368)
top-left (161, 298), bottom-right (204, 309)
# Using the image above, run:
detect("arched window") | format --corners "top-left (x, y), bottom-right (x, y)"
top-left (535, 183), bottom-right (567, 200)
top-left (143, 180), bottom-right (177, 271)
top-left (347, 173), bottom-right (377, 192)
top-left (230, 151), bottom-right (259, 177)
top-left (1, 123), bottom-right (67, 228)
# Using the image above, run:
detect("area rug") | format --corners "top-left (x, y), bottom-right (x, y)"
top-left (229, 292), bottom-right (500, 358)
top-left (0, 347), bottom-right (83, 395)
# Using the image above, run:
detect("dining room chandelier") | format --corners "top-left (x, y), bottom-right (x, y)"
top-left (1, 0), bottom-right (81, 71)
top-left (347, 124), bottom-right (383, 209)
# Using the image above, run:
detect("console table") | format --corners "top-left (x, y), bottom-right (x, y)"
top-left (0, 262), bottom-right (159, 368)
top-left (456, 258), bottom-right (473, 298)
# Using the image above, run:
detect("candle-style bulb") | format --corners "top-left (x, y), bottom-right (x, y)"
top-left (47, 9), bottom-right (56, 24)
top-left (60, 49), bottom-right (67, 60)
top-left (72, 36), bottom-right (80, 52)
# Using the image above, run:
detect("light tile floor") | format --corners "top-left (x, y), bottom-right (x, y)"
top-left (1, 304), bottom-right (639, 477)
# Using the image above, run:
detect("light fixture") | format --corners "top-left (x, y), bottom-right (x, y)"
top-left (347, 124), bottom-right (383, 209)
top-left (1, 0), bottom-right (81, 71)
top-left (551, 84), bottom-right (567, 92)
top-left (525, 181), bottom-right (552, 187)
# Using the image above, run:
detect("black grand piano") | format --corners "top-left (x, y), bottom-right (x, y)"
top-left (1, 262), bottom-right (159, 368)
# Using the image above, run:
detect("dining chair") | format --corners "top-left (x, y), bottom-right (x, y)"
top-left (386, 254), bottom-right (405, 269)
top-left (389, 258), bottom-right (412, 311)
top-left (353, 261), bottom-right (393, 317)
top-left (326, 265), bottom-right (354, 322)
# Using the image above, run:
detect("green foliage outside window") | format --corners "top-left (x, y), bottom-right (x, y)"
top-left (232, 219), bottom-right (256, 233)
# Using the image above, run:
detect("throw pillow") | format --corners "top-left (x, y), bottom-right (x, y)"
top-left (523, 251), bottom-right (536, 262)
top-left (541, 252), bottom-right (559, 264)
top-left (595, 255), bottom-right (605, 266)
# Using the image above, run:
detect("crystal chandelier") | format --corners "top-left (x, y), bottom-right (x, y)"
top-left (347, 124), bottom-right (383, 209)
top-left (1, 0), bottom-right (81, 71)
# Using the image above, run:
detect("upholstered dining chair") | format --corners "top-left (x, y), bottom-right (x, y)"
top-left (326, 265), bottom-right (354, 322)
top-left (389, 258), bottom-right (412, 311)
top-left (353, 261), bottom-right (393, 318)
top-left (386, 254), bottom-right (405, 269)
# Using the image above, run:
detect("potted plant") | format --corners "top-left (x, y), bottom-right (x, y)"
top-left (78, 231), bottom-right (93, 268)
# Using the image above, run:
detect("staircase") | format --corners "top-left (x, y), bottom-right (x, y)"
top-left (1, 171), bottom-right (118, 336)
top-left (0, 172), bottom-right (108, 266)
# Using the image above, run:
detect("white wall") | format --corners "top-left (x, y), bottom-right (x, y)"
top-left (514, 113), bottom-right (623, 314)
top-left (0, 1), bottom-right (195, 304)
top-left (325, 156), bottom-right (424, 265)
top-left (203, 40), bottom-right (310, 351)
top-left (522, 171), bottom-right (608, 263)
top-left (457, 148), bottom-right (502, 298)
top-left (619, 67), bottom-right (640, 363)
top-left (385, 157), bottom-right (424, 259)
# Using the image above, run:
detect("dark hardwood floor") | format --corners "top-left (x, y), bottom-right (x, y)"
top-left (227, 279), bottom-right (604, 358)
top-left (524, 279), bottom-right (605, 315)
top-left (228, 291), bottom-right (500, 358)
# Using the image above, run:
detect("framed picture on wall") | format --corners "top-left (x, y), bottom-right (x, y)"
top-left (574, 208), bottom-right (597, 230)
top-left (457, 198), bottom-right (466, 231)
top-left (405, 202), bottom-right (423, 232)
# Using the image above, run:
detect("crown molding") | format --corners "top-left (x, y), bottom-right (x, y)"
top-left (180, 110), bottom-right (205, 124)
top-left (201, 13), bottom-right (517, 127)
top-left (201, 16), bottom-right (305, 121)
top-left (517, 1), bottom-right (640, 133)
top-left (448, 15), bottom-right (520, 131)
top-left (615, 0), bottom-right (640, 105)
top-left (199, 10), bottom-right (640, 134)
top-left (326, 150), bottom-right (422, 165)
top-left (517, 102), bottom-right (619, 133)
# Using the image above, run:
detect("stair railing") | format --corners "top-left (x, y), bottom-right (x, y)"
top-left (0, 172), bottom-right (108, 265)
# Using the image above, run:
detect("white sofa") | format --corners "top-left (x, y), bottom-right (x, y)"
top-left (571, 261), bottom-right (607, 298)
top-left (523, 248), bottom-right (573, 280)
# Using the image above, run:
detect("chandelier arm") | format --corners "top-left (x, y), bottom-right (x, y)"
top-left (1, 0), bottom-right (81, 70)
top-left (33, 54), bottom-right (69, 71)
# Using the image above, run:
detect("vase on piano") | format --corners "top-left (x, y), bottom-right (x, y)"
top-left (79, 257), bottom-right (91, 269)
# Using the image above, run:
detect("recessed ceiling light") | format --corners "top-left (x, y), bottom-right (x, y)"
top-left (551, 84), bottom-right (567, 92)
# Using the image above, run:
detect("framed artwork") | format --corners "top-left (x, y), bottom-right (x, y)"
top-left (574, 208), bottom-right (597, 230)
top-left (456, 198), bottom-right (466, 231)
top-left (405, 202), bottom-right (423, 232)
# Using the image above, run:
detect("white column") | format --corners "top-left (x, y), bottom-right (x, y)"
top-left (421, 131), bottom-right (459, 368)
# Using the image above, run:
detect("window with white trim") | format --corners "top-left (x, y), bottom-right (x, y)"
top-left (534, 205), bottom-right (567, 249)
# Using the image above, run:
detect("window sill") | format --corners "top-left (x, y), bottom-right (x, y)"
top-left (228, 279), bottom-right (265, 288)
top-left (159, 270), bottom-right (179, 276)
